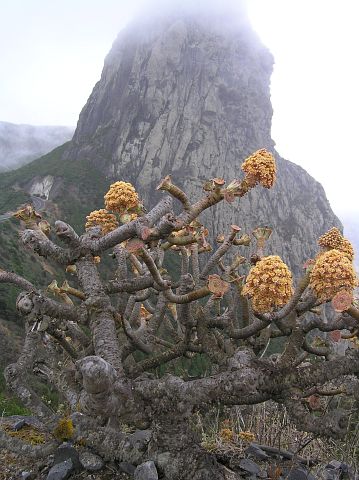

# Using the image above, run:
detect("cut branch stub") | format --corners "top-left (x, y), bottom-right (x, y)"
top-left (156, 175), bottom-right (172, 191)
top-left (47, 279), bottom-right (61, 295)
top-left (60, 280), bottom-right (86, 300)
top-left (47, 279), bottom-right (74, 305)
top-left (16, 292), bottom-right (34, 314)
top-left (202, 179), bottom-right (215, 191)
top-left (66, 264), bottom-right (77, 274)
top-left (237, 233), bottom-right (251, 246)
top-left (38, 220), bottom-right (51, 237)
top-left (213, 177), bottom-right (225, 187)
top-left (207, 274), bottom-right (230, 298)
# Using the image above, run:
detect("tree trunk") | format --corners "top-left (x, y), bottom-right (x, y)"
top-left (148, 414), bottom-right (230, 480)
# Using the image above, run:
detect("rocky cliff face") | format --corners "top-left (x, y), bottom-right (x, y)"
top-left (65, 12), bottom-right (341, 275)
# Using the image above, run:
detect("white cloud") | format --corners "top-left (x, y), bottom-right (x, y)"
top-left (248, 0), bottom-right (359, 215)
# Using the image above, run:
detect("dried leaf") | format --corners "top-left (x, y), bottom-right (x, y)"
top-left (140, 226), bottom-right (152, 240)
top-left (126, 238), bottom-right (145, 253)
top-left (332, 289), bottom-right (353, 312)
top-left (330, 330), bottom-right (341, 342)
top-left (207, 274), bottom-right (230, 298)
top-left (306, 394), bottom-right (322, 411)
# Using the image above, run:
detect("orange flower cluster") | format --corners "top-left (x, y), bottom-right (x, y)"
top-left (338, 238), bottom-right (355, 262)
top-left (318, 227), bottom-right (355, 261)
top-left (104, 181), bottom-right (139, 213)
top-left (85, 209), bottom-right (119, 235)
top-left (242, 255), bottom-right (293, 313)
top-left (13, 204), bottom-right (42, 227)
top-left (241, 149), bottom-right (276, 189)
top-left (238, 431), bottom-right (256, 442)
top-left (318, 227), bottom-right (344, 249)
top-left (219, 428), bottom-right (234, 443)
top-left (309, 249), bottom-right (356, 301)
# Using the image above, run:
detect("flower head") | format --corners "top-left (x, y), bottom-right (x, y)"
top-left (104, 181), bottom-right (139, 213)
top-left (338, 238), bottom-right (355, 262)
top-left (317, 228), bottom-right (355, 262)
top-left (238, 431), bottom-right (256, 442)
top-left (219, 428), bottom-right (234, 443)
top-left (242, 255), bottom-right (293, 313)
top-left (309, 249), bottom-right (356, 301)
top-left (85, 209), bottom-right (119, 235)
top-left (241, 149), bottom-right (276, 189)
top-left (13, 204), bottom-right (42, 228)
top-left (318, 227), bottom-right (343, 250)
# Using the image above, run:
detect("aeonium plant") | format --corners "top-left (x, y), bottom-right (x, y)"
top-left (1, 149), bottom-right (358, 480)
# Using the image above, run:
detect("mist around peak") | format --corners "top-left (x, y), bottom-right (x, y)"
top-left (128, 0), bottom-right (249, 29)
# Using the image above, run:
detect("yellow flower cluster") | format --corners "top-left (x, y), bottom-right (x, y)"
top-left (318, 227), bottom-right (355, 261)
top-left (318, 227), bottom-right (344, 249)
top-left (241, 149), bottom-right (276, 189)
top-left (309, 249), bottom-right (356, 301)
top-left (339, 238), bottom-right (355, 262)
top-left (53, 417), bottom-right (74, 441)
top-left (219, 428), bottom-right (234, 443)
top-left (85, 209), bottom-right (119, 235)
top-left (104, 181), bottom-right (139, 212)
top-left (242, 255), bottom-right (293, 313)
top-left (238, 431), bottom-right (256, 442)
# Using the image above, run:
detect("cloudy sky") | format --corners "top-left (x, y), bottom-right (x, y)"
top-left (0, 0), bottom-right (358, 220)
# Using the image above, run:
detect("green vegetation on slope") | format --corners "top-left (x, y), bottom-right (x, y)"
top-left (0, 142), bottom-right (109, 232)
top-left (0, 143), bottom-right (114, 408)
top-left (0, 143), bottom-right (111, 319)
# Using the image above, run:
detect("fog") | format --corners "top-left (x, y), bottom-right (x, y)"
top-left (0, 121), bottom-right (74, 171)
top-left (135, 0), bottom-right (246, 16)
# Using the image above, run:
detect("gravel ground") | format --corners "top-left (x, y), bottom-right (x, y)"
top-left (0, 448), bottom-right (132, 480)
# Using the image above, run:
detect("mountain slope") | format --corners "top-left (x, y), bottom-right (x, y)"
top-left (0, 121), bottom-right (74, 171)
top-left (64, 13), bottom-right (341, 275)
top-left (0, 8), bottom-right (344, 320)
top-left (0, 144), bottom-right (109, 320)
